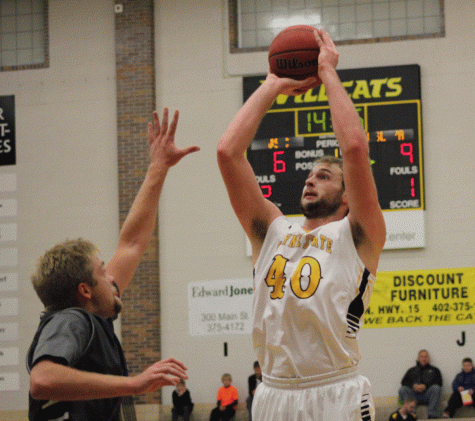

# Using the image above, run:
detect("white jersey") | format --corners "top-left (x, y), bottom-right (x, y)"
top-left (253, 216), bottom-right (375, 380)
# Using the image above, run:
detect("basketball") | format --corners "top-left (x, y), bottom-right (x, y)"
top-left (268, 25), bottom-right (320, 80)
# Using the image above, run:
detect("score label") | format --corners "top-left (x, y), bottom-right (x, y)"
top-left (244, 64), bottom-right (425, 250)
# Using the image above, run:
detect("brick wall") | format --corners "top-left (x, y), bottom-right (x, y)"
top-left (114, 0), bottom-right (161, 405)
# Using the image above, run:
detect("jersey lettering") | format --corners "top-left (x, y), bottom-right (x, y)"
top-left (277, 233), bottom-right (333, 253)
top-left (265, 255), bottom-right (287, 299)
top-left (265, 255), bottom-right (322, 299)
top-left (290, 256), bottom-right (322, 298)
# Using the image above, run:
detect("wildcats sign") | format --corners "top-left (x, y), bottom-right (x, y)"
top-left (363, 267), bottom-right (475, 328)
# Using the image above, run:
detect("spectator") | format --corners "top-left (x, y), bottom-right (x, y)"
top-left (442, 357), bottom-right (475, 418)
top-left (209, 373), bottom-right (239, 421)
top-left (399, 350), bottom-right (442, 419)
top-left (172, 379), bottom-right (194, 421)
top-left (389, 397), bottom-right (418, 421)
top-left (246, 361), bottom-right (262, 421)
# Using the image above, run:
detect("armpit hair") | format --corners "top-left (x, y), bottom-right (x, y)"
top-left (351, 221), bottom-right (365, 247)
top-left (251, 218), bottom-right (269, 242)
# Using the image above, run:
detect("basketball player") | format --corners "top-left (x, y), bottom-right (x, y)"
top-left (28, 109), bottom-right (199, 421)
top-left (217, 29), bottom-right (386, 421)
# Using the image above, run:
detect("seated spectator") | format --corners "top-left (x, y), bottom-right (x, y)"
top-left (246, 361), bottom-right (262, 421)
top-left (398, 349), bottom-right (442, 419)
top-left (209, 373), bottom-right (239, 421)
top-left (172, 379), bottom-right (194, 421)
top-left (442, 357), bottom-right (475, 418)
top-left (389, 397), bottom-right (418, 421)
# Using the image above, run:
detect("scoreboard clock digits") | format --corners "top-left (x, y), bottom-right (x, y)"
top-left (297, 107), bottom-right (366, 136)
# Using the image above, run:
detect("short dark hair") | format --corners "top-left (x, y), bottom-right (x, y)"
top-left (463, 358), bottom-right (473, 364)
top-left (253, 360), bottom-right (260, 368)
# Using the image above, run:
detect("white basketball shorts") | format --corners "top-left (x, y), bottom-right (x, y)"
top-left (252, 370), bottom-right (374, 421)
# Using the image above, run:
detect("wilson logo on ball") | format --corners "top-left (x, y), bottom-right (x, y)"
top-left (275, 58), bottom-right (318, 70)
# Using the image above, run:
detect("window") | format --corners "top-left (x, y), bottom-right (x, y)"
top-left (0, 0), bottom-right (48, 71)
top-left (229, 0), bottom-right (444, 52)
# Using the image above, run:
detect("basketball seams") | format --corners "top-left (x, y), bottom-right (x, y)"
top-left (269, 49), bottom-right (318, 58)
top-left (273, 71), bottom-right (317, 79)
top-left (277, 26), bottom-right (315, 36)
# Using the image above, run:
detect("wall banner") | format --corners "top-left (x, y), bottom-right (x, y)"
top-left (0, 96), bottom-right (15, 166)
top-left (364, 267), bottom-right (475, 328)
top-left (188, 278), bottom-right (254, 336)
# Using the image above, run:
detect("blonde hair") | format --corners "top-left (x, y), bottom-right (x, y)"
top-left (31, 238), bottom-right (98, 312)
top-left (315, 155), bottom-right (343, 170)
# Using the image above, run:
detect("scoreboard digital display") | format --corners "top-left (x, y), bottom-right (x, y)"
top-left (244, 64), bottom-right (425, 250)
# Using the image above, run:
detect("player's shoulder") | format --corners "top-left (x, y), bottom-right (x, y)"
top-left (41, 307), bottom-right (86, 323)
top-left (44, 308), bottom-right (94, 336)
top-left (51, 307), bottom-right (92, 324)
top-left (317, 216), bottom-right (352, 240)
top-left (269, 215), bottom-right (290, 230)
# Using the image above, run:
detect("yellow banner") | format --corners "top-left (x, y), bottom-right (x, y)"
top-left (363, 267), bottom-right (475, 328)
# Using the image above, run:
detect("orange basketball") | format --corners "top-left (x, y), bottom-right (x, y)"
top-left (268, 25), bottom-right (320, 80)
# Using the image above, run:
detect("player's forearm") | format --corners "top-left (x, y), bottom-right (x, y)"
top-left (117, 162), bottom-right (168, 249)
top-left (30, 361), bottom-right (136, 401)
top-left (217, 79), bottom-right (280, 158)
top-left (102, 161), bottom-right (168, 293)
top-left (319, 67), bottom-right (368, 156)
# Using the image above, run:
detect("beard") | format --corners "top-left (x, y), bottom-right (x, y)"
top-left (110, 298), bottom-right (122, 321)
top-left (110, 281), bottom-right (122, 320)
top-left (300, 192), bottom-right (343, 219)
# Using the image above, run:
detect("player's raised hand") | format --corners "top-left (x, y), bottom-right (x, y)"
top-left (265, 70), bottom-right (320, 96)
top-left (313, 29), bottom-right (339, 75)
top-left (148, 108), bottom-right (200, 168)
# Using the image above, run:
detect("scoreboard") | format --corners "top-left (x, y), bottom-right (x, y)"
top-left (244, 64), bottom-right (425, 250)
